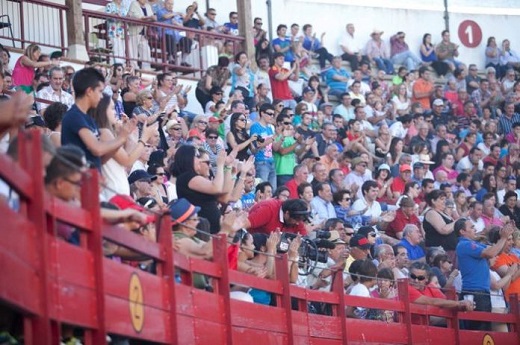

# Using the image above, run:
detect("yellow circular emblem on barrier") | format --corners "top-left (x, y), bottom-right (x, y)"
top-left (129, 272), bottom-right (144, 333)
top-left (482, 334), bottom-right (494, 345)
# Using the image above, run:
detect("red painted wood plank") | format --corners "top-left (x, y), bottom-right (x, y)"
top-left (45, 195), bottom-right (94, 232)
top-left (51, 239), bottom-right (96, 289)
top-left (192, 318), bottom-right (228, 345)
top-left (102, 225), bottom-right (162, 260)
top-left (104, 294), bottom-right (171, 342)
top-left (228, 270), bottom-right (283, 294)
top-left (230, 301), bottom-right (287, 333)
top-left (231, 327), bottom-right (288, 345)
top-left (0, 250), bottom-right (40, 314)
top-left (103, 260), bottom-right (167, 311)
top-left (48, 281), bottom-right (97, 328)
top-left (307, 314), bottom-right (342, 339)
top-left (345, 319), bottom-right (407, 343)
top-left (0, 154), bottom-right (34, 199)
top-left (188, 257), bottom-right (223, 278)
top-left (459, 330), bottom-right (518, 345)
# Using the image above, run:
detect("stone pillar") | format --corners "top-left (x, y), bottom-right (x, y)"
top-left (65, 0), bottom-right (89, 61)
top-left (237, 0), bottom-right (254, 62)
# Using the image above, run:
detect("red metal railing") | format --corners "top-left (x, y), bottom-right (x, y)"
top-left (1, 130), bottom-right (519, 345)
top-left (0, 0), bottom-right (243, 77)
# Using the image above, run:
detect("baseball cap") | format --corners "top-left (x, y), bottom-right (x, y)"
top-left (302, 86), bottom-right (315, 94)
top-left (413, 162), bottom-right (424, 169)
top-left (128, 169), bottom-right (157, 185)
top-left (400, 164), bottom-right (412, 172)
top-left (432, 99), bottom-right (444, 106)
top-left (25, 115), bottom-right (46, 128)
top-left (378, 163), bottom-right (390, 171)
top-left (109, 195), bottom-right (156, 223)
top-left (169, 198), bottom-right (201, 224)
top-left (319, 102), bottom-right (333, 109)
top-left (208, 116), bottom-right (223, 123)
top-left (350, 234), bottom-right (372, 249)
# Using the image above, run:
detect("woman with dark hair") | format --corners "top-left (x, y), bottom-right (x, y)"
top-left (455, 132), bottom-right (476, 162)
top-left (431, 253), bottom-right (459, 289)
top-left (476, 173), bottom-right (497, 202)
top-left (419, 33), bottom-right (449, 77)
top-left (203, 127), bottom-right (224, 174)
top-left (423, 190), bottom-right (457, 264)
top-left (273, 186), bottom-right (290, 201)
top-left (147, 164), bottom-right (171, 205)
top-left (44, 102), bottom-right (68, 147)
top-left (432, 139), bottom-right (451, 171)
top-left (307, 75), bottom-right (328, 106)
top-left (91, 94), bottom-right (153, 199)
top-left (226, 112), bottom-right (257, 161)
top-left (387, 137), bottom-right (404, 167)
top-left (374, 164), bottom-right (393, 204)
top-left (170, 144), bottom-right (234, 234)
top-left (499, 191), bottom-right (520, 226)
top-left (196, 56), bottom-right (231, 109)
top-left (485, 36), bottom-right (504, 78)
top-left (255, 37), bottom-right (273, 65)
top-left (231, 51), bottom-right (255, 110)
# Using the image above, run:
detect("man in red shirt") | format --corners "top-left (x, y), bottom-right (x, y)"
top-left (245, 198), bottom-right (308, 235)
top-left (390, 164), bottom-right (412, 198)
top-left (386, 197), bottom-right (420, 240)
top-left (285, 163), bottom-right (310, 199)
top-left (407, 262), bottom-right (473, 323)
top-left (269, 52), bottom-right (299, 109)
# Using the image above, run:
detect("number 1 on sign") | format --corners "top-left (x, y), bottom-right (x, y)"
top-left (465, 25), bottom-right (473, 45)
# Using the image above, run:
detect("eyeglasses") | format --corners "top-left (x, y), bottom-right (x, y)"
top-left (198, 121), bottom-right (208, 125)
top-left (156, 172), bottom-right (166, 176)
top-left (255, 22), bottom-right (263, 26)
top-left (264, 112), bottom-right (275, 116)
top-left (282, 122), bottom-right (291, 125)
top-left (207, 135), bottom-right (218, 139)
top-left (345, 232), bottom-right (354, 236)
top-left (231, 16), bottom-right (238, 19)
top-left (209, 12), bottom-right (216, 15)
top-left (146, 96), bottom-right (153, 100)
top-left (238, 118), bottom-right (247, 122)
top-left (63, 177), bottom-right (83, 187)
top-left (410, 273), bottom-right (427, 281)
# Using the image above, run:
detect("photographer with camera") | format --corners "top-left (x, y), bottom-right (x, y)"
top-left (245, 198), bottom-right (309, 236)
top-left (301, 231), bottom-right (348, 314)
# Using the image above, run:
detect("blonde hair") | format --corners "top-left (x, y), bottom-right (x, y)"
top-left (24, 44), bottom-right (41, 61)
top-left (136, 90), bottom-right (153, 106)
top-left (513, 230), bottom-right (520, 242)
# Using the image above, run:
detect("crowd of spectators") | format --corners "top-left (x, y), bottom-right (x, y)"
top-left (2, 1), bottom-right (520, 342)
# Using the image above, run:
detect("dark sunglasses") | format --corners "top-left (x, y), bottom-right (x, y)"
top-left (282, 122), bottom-right (291, 125)
top-left (156, 173), bottom-right (166, 176)
top-left (345, 232), bottom-right (354, 236)
top-left (207, 136), bottom-right (218, 139)
top-left (410, 273), bottom-right (427, 281)
top-left (343, 198), bottom-right (351, 201)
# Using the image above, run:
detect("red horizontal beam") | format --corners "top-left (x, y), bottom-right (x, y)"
top-left (0, 154), bottom-right (34, 200)
top-left (44, 194), bottom-right (94, 232)
top-left (102, 224), bottom-right (163, 261)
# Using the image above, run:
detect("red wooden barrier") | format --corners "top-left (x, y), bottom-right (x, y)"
top-left (0, 131), bottom-right (519, 345)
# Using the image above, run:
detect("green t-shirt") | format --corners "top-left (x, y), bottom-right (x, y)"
top-left (274, 136), bottom-right (296, 176)
top-left (173, 232), bottom-right (208, 289)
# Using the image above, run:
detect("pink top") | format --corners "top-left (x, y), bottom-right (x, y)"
top-left (12, 56), bottom-right (35, 87)
top-left (432, 165), bottom-right (459, 181)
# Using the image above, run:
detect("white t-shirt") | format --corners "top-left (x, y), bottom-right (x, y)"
top-left (349, 283), bottom-right (371, 318)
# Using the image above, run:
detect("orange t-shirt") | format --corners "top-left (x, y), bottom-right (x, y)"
top-left (492, 252), bottom-right (520, 301)
top-left (412, 78), bottom-right (434, 110)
